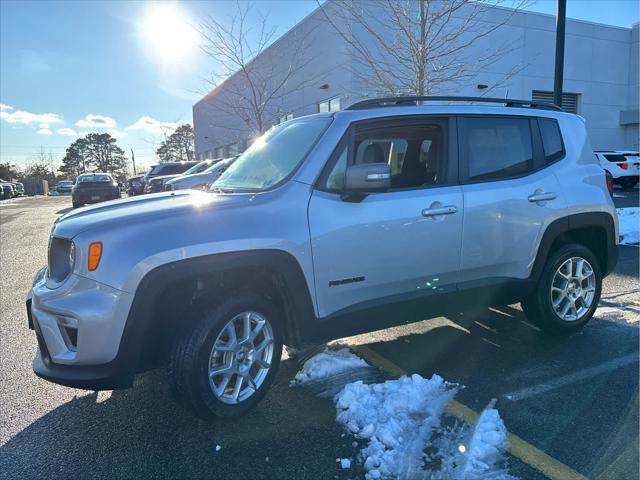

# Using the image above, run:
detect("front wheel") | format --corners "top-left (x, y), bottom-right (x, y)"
top-left (522, 243), bottom-right (602, 335)
top-left (169, 293), bottom-right (283, 419)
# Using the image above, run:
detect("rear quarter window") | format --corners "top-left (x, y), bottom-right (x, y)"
top-left (538, 118), bottom-right (564, 163)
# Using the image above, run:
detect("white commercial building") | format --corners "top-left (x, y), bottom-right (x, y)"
top-left (193, 2), bottom-right (639, 158)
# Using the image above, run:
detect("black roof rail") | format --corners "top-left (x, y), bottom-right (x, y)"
top-left (346, 96), bottom-right (563, 112)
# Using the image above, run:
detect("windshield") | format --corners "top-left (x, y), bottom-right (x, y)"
top-left (183, 161), bottom-right (211, 175)
top-left (213, 117), bottom-right (331, 191)
top-left (58, 181), bottom-right (73, 186)
top-left (77, 174), bottom-right (112, 183)
top-left (204, 158), bottom-right (232, 174)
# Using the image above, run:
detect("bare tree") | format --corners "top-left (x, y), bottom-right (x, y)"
top-left (318, 0), bottom-right (529, 97)
top-left (199, 1), bottom-right (317, 137)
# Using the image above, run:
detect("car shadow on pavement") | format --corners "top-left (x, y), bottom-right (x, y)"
top-left (56, 207), bottom-right (73, 215)
top-left (357, 305), bottom-right (639, 480)
top-left (0, 359), bottom-right (356, 480)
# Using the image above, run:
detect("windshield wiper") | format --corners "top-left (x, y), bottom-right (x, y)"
top-left (210, 186), bottom-right (235, 194)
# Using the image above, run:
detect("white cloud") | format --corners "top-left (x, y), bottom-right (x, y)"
top-left (0, 108), bottom-right (63, 126)
top-left (75, 113), bottom-right (116, 129)
top-left (0, 103), bottom-right (14, 111)
top-left (126, 116), bottom-right (180, 135)
top-left (107, 129), bottom-right (126, 139)
top-left (37, 128), bottom-right (53, 135)
top-left (57, 127), bottom-right (78, 136)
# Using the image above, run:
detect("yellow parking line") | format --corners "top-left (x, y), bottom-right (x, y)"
top-left (353, 345), bottom-right (588, 480)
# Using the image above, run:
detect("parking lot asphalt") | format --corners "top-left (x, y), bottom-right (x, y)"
top-left (0, 195), bottom-right (638, 479)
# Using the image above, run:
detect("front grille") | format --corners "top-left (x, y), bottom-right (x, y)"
top-left (47, 237), bottom-right (74, 285)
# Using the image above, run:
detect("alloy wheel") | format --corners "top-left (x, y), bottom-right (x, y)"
top-left (550, 257), bottom-right (596, 322)
top-left (207, 311), bottom-right (274, 404)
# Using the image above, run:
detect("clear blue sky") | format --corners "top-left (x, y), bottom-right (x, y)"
top-left (1, 0), bottom-right (638, 170)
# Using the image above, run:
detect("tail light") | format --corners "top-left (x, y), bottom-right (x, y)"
top-left (605, 172), bottom-right (613, 197)
top-left (620, 163), bottom-right (628, 170)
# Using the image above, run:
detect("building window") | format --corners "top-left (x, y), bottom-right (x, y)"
top-left (318, 96), bottom-right (341, 113)
top-left (278, 113), bottom-right (294, 124)
top-left (532, 90), bottom-right (580, 114)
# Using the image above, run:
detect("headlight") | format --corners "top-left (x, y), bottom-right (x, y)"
top-left (46, 237), bottom-right (75, 287)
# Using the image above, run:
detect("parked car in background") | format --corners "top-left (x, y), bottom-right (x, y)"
top-left (126, 175), bottom-right (145, 196)
top-left (142, 161), bottom-right (200, 193)
top-left (595, 150), bottom-right (639, 189)
top-left (56, 180), bottom-right (75, 195)
top-left (0, 181), bottom-right (14, 199)
top-left (165, 157), bottom-right (237, 191)
top-left (144, 160), bottom-right (214, 193)
top-left (72, 173), bottom-right (120, 208)
top-left (14, 182), bottom-right (25, 196)
top-left (28, 97), bottom-right (618, 419)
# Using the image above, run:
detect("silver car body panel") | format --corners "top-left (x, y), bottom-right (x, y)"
top-left (30, 104), bottom-right (618, 369)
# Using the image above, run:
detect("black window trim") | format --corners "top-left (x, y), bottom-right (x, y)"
top-left (457, 114), bottom-right (563, 185)
top-left (314, 115), bottom-right (458, 194)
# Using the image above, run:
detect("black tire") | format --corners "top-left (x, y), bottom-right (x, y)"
top-left (620, 177), bottom-right (638, 190)
top-left (168, 292), bottom-right (283, 420)
top-left (522, 243), bottom-right (602, 335)
top-left (72, 201), bottom-right (82, 208)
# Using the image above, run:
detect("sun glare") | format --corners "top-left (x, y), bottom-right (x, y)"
top-left (140, 3), bottom-right (198, 66)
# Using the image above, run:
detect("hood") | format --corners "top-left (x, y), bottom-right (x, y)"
top-left (53, 190), bottom-right (251, 239)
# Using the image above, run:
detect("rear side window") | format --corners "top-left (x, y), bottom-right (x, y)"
top-left (538, 118), bottom-right (564, 163)
top-left (461, 117), bottom-right (533, 182)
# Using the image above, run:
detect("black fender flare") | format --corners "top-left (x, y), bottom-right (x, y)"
top-left (531, 212), bottom-right (618, 283)
top-left (115, 249), bottom-right (317, 375)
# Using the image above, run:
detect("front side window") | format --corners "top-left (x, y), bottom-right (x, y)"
top-left (461, 117), bottom-right (533, 182)
top-left (214, 116), bottom-right (332, 191)
top-left (321, 120), bottom-right (446, 191)
top-left (538, 118), bottom-right (564, 163)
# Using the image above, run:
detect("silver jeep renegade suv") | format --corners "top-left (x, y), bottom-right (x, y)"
top-left (27, 96), bottom-right (618, 418)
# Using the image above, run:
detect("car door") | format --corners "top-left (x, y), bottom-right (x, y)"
top-left (458, 115), bottom-right (566, 286)
top-left (308, 116), bottom-right (463, 319)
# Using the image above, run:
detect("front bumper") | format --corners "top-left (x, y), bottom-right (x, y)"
top-left (27, 268), bottom-right (136, 390)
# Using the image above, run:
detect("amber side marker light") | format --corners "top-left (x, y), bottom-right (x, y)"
top-left (88, 242), bottom-right (103, 271)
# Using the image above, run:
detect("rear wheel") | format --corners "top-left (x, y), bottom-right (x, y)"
top-left (168, 293), bottom-right (283, 419)
top-left (522, 243), bottom-right (601, 334)
top-left (620, 177), bottom-right (638, 189)
top-left (72, 201), bottom-right (82, 208)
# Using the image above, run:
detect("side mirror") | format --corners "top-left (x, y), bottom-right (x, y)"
top-left (343, 162), bottom-right (391, 198)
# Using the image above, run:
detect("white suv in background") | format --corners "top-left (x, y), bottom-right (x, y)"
top-left (595, 150), bottom-right (639, 189)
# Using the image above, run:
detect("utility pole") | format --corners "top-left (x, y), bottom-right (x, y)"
top-left (553, 0), bottom-right (567, 108)
top-left (131, 149), bottom-right (137, 175)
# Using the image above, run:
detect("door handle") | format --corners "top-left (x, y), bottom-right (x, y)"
top-left (422, 205), bottom-right (458, 217)
top-left (528, 192), bottom-right (557, 203)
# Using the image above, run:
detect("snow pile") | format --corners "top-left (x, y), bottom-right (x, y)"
top-left (335, 374), bottom-right (458, 479)
top-left (293, 348), bottom-right (369, 384)
top-left (618, 207), bottom-right (639, 245)
top-left (293, 349), bottom-right (515, 479)
top-left (432, 400), bottom-right (514, 480)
